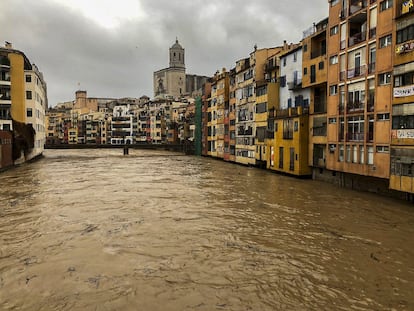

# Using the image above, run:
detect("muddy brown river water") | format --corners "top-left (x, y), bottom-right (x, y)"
top-left (0, 149), bottom-right (413, 310)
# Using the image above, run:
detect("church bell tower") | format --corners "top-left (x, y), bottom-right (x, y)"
top-left (169, 38), bottom-right (185, 68)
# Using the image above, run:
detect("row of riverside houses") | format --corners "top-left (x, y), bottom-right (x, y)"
top-left (45, 90), bottom-right (196, 146)
top-left (0, 42), bottom-right (47, 170)
top-left (46, 38), bottom-right (206, 148)
top-left (200, 0), bottom-right (414, 200)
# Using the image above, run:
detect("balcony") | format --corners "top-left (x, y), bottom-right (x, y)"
top-left (367, 131), bottom-right (374, 142)
top-left (368, 62), bottom-right (375, 74)
top-left (347, 100), bottom-right (365, 113)
top-left (347, 132), bottom-right (365, 141)
top-left (313, 125), bottom-right (327, 136)
top-left (347, 65), bottom-right (366, 79)
top-left (340, 9), bottom-right (347, 20)
top-left (339, 104), bottom-right (345, 114)
top-left (0, 71), bottom-right (10, 83)
top-left (314, 98), bottom-right (327, 114)
top-left (0, 88), bottom-right (11, 101)
top-left (369, 27), bottom-right (376, 39)
top-left (265, 61), bottom-right (278, 72)
top-left (367, 93), bottom-right (375, 112)
top-left (311, 48), bottom-right (326, 59)
top-left (238, 127), bottom-right (253, 136)
top-left (349, 0), bottom-right (367, 15)
top-left (287, 79), bottom-right (302, 90)
top-left (348, 31), bottom-right (367, 47)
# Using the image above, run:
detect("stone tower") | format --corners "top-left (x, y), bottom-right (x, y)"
top-left (169, 38), bottom-right (185, 68)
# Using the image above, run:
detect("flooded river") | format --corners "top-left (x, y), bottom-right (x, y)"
top-left (0, 149), bottom-right (413, 310)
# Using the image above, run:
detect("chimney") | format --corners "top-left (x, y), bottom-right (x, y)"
top-left (5, 41), bottom-right (12, 49)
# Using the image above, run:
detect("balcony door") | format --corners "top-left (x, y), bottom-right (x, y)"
top-left (354, 52), bottom-right (361, 76)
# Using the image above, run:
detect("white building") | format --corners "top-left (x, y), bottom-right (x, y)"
top-left (25, 64), bottom-right (47, 160)
top-left (279, 45), bottom-right (311, 109)
top-left (110, 105), bottom-right (135, 145)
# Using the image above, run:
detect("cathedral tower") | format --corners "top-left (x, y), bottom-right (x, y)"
top-left (169, 39), bottom-right (185, 68)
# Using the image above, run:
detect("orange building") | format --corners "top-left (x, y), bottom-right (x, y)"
top-left (325, 0), bottom-right (393, 190)
top-left (302, 18), bottom-right (329, 176)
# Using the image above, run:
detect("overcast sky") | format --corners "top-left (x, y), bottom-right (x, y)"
top-left (1, 0), bottom-right (328, 106)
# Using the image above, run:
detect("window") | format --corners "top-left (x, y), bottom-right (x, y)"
top-left (25, 75), bottom-right (31, 83)
top-left (26, 108), bottom-right (32, 117)
top-left (310, 65), bottom-right (316, 83)
top-left (303, 44), bottom-right (308, 52)
top-left (394, 71), bottom-right (414, 87)
top-left (347, 116), bottom-right (365, 141)
top-left (280, 76), bottom-right (286, 87)
top-left (26, 91), bottom-right (32, 100)
top-left (378, 72), bottom-right (391, 85)
top-left (376, 145), bottom-right (390, 153)
top-left (304, 67), bottom-right (308, 75)
top-left (352, 145), bottom-right (358, 163)
top-left (377, 113), bottom-right (390, 120)
top-left (379, 35), bottom-right (392, 48)
top-left (380, 0), bottom-right (393, 11)
top-left (283, 119), bottom-right (294, 139)
top-left (256, 85), bottom-right (267, 97)
top-left (319, 61), bottom-right (324, 70)
top-left (360, 145), bottom-right (365, 164)
top-left (256, 127), bottom-right (266, 142)
top-left (339, 144), bottom-right (344, 162)
top-left (293, 52), bottom-right (297, 62)
top-left (283, 58), bottom-right (286, 66)
top-left (330, 55), bottom-right (338, 65)
top-left (367, 146), bottom-right (374, 164)
top-left (330, 25), bottom-right (339, 36)
top-left (329, 117), bottom-right (337, 124)
top-left (330, 85), bottom-right (338, 95)
top-left (397, 24), bottom-right (414, 44)
top-left (279, 147), bottom-right (284, 169)
top-left (346, 145), bottom-right (351, 162)
top-left (256, 102), bottom-right (267, 113)
top-left (392, 114), bottom-right (414, 129)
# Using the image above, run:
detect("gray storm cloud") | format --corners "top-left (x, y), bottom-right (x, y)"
top-left (0, 0), bottom-right (327, 106)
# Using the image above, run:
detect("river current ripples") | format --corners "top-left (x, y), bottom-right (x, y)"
top-left (0, 149), bottom-right (414, 310)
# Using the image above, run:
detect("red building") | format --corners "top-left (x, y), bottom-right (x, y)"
top-left (0, 131), bottom-right (13, 170)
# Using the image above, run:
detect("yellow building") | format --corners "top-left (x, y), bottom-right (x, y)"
top-left (0, 42), bottom-right (47, 162)
top-left (0, 43), bottom-right (31, 128)
top-left (268, 107), bottom-right (311, 176)
top-left (390, 0), bottom-right (414, 194)
top-left (228, 68), bottom-right (237, 162)
top-left (235, 56), bottom-right (255, 165)
top-left (234, 47), bottom-right (281, 166)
